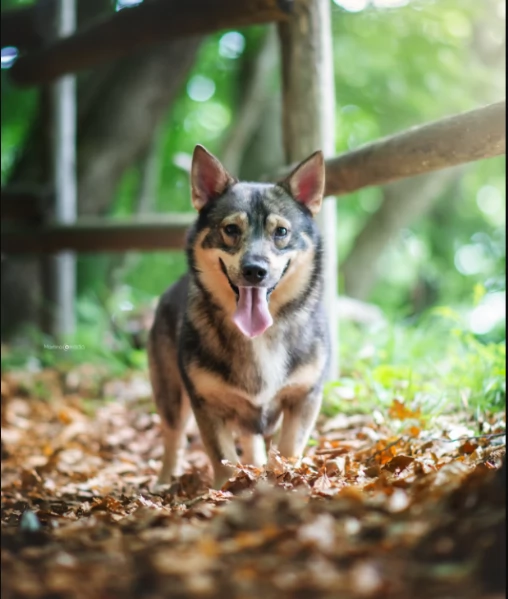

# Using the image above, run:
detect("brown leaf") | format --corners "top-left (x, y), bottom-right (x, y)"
top-left (459, 440), bottom-right (479, 454)
top-left (383, 455), bottom-right (415, 473)
top-left (388, 399), bottom-right (422, 421)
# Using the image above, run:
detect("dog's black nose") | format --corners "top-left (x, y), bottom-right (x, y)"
top-left (242, 261), bottom-right (268, 285)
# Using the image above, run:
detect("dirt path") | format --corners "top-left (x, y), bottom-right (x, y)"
top-left (1, 369), bottom-right (505, 599)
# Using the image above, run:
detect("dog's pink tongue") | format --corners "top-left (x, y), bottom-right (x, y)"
top-left (233, 287), bottom-right (273, 338)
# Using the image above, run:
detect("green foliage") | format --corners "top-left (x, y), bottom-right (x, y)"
top-left (1, 291), bottom-right (149, 375)
top-left (323, 304), bottom-right (505, 423)
top-left (0, 73), bottom-right (38, 184)
top-left (332, 0), bottom-right (505, 315)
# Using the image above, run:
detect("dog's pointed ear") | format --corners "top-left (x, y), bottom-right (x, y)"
top-left (284, 150), bottom-right (325, 217)
top-left (191, 145), bottom-right (234, 212)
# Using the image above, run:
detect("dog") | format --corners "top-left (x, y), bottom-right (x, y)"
top-left (148, 145), bottom-right (330, 489)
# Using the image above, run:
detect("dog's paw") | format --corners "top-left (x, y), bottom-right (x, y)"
top-left (212, 463), bottom-right (237, 490)
top-left (151, 475), bottom-right (180, 495)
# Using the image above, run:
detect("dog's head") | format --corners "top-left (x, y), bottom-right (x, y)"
top-left (187, 145), bottom-right (325, 338)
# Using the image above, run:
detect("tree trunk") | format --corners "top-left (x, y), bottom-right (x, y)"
top-left (220, 26), bottom-right (279, 176)
top-left (238, 93), bottom-right (285, 182)
top-left (77, 38), bottom-right (201, 216)
top-left (341, 168), bottom-right (461, 301)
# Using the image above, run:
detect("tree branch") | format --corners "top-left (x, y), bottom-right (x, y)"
top-left (322, 101), bottom-right (505, 197)
top-left (268, 101), bottom-right (505, 195)
top-left (9, 0), bottom-right (294, 87)
top-left (1, 1), bottom-right (113, 51)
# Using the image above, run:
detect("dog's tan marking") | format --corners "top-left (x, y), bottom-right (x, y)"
top-left (220, 211), bottom-right (248, 247)
top-left (282, 349), bottom-right (326, 401)
top-left (193, 229), bottom-right (238, 317)
top-left (188, 363), bottom-right (250, 405)
top-left (221, 211), bottom-right (248, 229)
top-left (266, 214), bottom-right (291, 231)
top-left (269, 232), bottom-right (315, 315)
top-left (266, 213), bottom-right (292, 249)
top-left (266, 214), bottom-right (292, 233)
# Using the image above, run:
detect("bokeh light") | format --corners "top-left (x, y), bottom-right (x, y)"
top-left (219, 32), bottom-right (246, 59)
top-left (1, 47), bottom-right (18, 69)
top-left (187, 75), bottom-right (216, 102)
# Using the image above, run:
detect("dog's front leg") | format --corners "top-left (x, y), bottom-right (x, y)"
top-left (239, 433), bottom-right (267, 467)
top-left (278, 389), bottom-right (323, 458)
top-left (192, 401), bottom-right (239, 488)
top-left (157, 393), bottom-right (192, 486)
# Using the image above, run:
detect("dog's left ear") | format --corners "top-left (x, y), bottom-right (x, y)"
top-left (191, 145), bottom-right (235, 212)
top-left (284, 150), bottom-right (325, 217)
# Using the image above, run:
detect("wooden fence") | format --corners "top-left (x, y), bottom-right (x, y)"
top-left (2, 100), bottom-right (505, 253)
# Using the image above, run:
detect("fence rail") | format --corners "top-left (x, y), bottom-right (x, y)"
top-left (6, 0), bottom-right (294, 87)
top-left (2, 100), bottom-right (505, 256)
top-left (1, 214), bottom-right (195, 254)
top-left (270, 101), bottom-right (506, 196)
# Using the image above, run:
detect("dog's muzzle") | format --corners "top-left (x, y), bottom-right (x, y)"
top-left (219, 258), bottom-right (291, 338)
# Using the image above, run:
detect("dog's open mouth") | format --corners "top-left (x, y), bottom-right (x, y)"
top-left (219, 259), bottom-right (290, 300)
top-left (219, 259), bottom-right (290, 338)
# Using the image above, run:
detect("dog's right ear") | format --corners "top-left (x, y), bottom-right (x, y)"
top-left (191, 145), bottom-right (234, 212)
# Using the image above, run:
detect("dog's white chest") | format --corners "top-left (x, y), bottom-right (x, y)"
top-left (249, 336), bottom-right (287, 406)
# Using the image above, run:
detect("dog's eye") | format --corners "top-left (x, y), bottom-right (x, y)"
top-left (224, 224), bottom-right (241, 237)
top-left (275, 227), bottom-right (288, 238)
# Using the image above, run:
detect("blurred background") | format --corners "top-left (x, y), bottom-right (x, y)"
top-left (1, 0), bottom-right (505, 413)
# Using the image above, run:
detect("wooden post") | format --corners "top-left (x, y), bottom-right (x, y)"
top-left (278, 0), bottom-right (339, 379)
top-left (52, 0), bottom-right (77, 337)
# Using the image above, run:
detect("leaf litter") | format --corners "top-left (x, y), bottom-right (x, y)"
top-left (1, 367), bottom-right (505, 599)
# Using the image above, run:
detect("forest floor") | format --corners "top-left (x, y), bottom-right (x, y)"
top-left (1, 365), bottom-right (506, 599)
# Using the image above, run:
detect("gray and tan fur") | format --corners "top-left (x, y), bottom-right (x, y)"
top-left (148, 145), bottom-right (330, 488)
